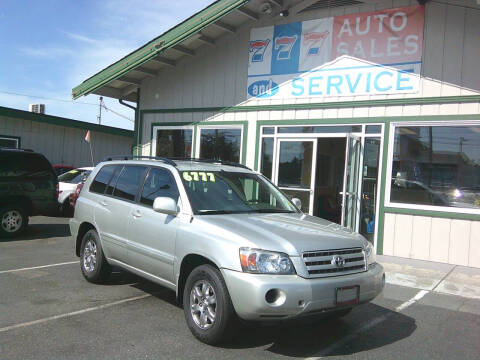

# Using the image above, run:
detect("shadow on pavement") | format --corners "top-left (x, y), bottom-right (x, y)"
top-left (223, 303), bottom-right (416, 357)
top-left (1, 223), bottom-right (71, 242)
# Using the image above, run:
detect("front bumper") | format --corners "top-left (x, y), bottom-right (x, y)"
top-left (221, 263), bottom-right (384, 321)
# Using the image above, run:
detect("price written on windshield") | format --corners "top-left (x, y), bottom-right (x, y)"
top-left (182, 171), bottom-right (216, 182)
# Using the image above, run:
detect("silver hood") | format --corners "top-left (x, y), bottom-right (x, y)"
top-left (193, 213), bottom-right (366, 256)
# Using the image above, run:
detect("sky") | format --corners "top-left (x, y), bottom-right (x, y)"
top-left (0, 0), bottom-right (213, 130)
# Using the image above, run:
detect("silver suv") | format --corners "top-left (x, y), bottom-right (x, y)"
top-left (70, 157), bottom-right (384, 344)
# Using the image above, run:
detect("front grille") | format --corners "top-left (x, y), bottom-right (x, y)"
top-left (302, 247), bottom-right (366, 278)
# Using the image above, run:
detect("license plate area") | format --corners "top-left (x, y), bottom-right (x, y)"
top-left (336, 285), bottom-right (359, 307)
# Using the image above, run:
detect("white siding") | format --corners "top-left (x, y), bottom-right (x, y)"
top-left (0, 116), bottom-right (133, 167)
top-left (382, 213), bottom-right (478, 267)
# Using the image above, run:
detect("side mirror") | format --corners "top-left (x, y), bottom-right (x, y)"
top-left (291, 197), bottom-right (302, 209)
top-left (152, 197), bottom-right (178, 216)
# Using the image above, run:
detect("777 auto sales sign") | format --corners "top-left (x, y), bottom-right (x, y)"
top-left (247, 5), bottom-right (424, 99)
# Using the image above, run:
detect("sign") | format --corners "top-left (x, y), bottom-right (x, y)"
top-left (247, 5), bottom-right (424, 99)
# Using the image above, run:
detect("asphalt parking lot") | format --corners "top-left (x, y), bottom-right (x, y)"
top-left (1, 217), bottom-right (479, 360)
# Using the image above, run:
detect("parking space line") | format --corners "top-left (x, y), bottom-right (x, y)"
top-left (0, 261), bottom-right (78, 274)
top-left (305, 289), bottom-right (430, 359)
top-left (0, 294), bottom-right (152, 333)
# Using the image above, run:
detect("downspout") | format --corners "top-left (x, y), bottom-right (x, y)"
top-left (118, 89), bottom-right (140, 156)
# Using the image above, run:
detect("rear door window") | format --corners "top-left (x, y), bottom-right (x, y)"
top-left (112, 166), bottom-right (147, 202)
top-left (90, 165), bottom-right (117, 194)
top-left (140, 167), bottom-right (179, 206)
top-left (0, 153), bottom-right (53, 178)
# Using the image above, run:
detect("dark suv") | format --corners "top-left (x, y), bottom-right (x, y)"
top-left (0, 149), bottom-right (59, 238)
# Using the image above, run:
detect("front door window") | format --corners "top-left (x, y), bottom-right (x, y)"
top-left (276, 140), bottom-right (316, 214)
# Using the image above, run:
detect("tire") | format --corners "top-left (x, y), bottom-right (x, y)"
top-left (79, 229), bottom-right (111, 283)
top-left (183, 264), bottom-right (237, 345)
top-left (0, 206), bottom-right (28, 238)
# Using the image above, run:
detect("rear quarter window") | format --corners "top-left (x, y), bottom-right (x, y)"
top-left (89, 165), bottom-right (117, 194)
top-left (0, 153), bottom-right (54, 178)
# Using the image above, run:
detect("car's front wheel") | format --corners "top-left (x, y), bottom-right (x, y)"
top-left (183, 264), bottom-right (237, 345)
top-left (0, 206), bottom-right (28, 238)
top-left (80, 229), bottom-right (111, 283)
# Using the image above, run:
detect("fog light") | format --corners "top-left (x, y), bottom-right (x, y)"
top-left (265, 289), bottom-right (286, 306)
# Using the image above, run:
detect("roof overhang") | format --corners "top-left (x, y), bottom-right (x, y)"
top-left (72, 0), bottom-right (253, 101)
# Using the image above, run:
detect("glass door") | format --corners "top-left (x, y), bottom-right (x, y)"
top-left (274, 139), bottom-right (317, 215)
top-left (341, 134), bottom-right (362, 230)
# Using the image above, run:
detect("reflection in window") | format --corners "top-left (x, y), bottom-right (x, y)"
top-left (278, 141), bottom-right (313, 189)
top-left (260, 138), bottom-right (273, 180)
top-left (156, 129), bottom-right (192, 158)
top-left (390, 125), bottom-right (480, 209)
top-left (141, 168), bottom-right (179, 206)
top-left (200, 128), bottom-right (241, 163)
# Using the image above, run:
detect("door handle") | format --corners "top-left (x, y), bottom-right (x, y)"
top-left (132, 210), bottom-right (142, 218)
top-left (100, 200), bottom-right (107, 206)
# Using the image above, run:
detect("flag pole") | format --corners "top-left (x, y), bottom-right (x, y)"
top-left (89, 140), bottom-right (94, 167)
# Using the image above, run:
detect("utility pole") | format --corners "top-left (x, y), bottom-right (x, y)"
top-left (97, 96), bottom-right (103, 125)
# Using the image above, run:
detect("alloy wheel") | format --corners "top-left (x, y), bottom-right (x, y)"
top-left (190, 280), bottom-right (217, 329)
top-left (1, 210), bottom-right (22, 233)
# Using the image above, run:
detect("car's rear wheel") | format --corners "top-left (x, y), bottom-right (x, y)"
top-left (0, 206), bottom-right (28, 238)
top-left (183, 264), bottom-right (237, 345)
top-left (80, 229), bottom-right (111, 283)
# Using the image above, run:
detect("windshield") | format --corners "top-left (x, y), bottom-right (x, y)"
top-left (58, 169), bottom-right (91, 183)
top-left (180, 170), bottom-right (298, 215)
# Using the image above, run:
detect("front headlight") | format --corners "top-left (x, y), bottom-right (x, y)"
top-left (239, 248), bottom-right (296, 275)
top-left (364, 241), bottom-right (376, 265)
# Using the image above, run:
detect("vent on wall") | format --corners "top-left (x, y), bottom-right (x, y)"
top-left (299, 0), bottom-right (364, 13)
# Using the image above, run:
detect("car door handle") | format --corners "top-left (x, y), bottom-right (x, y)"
top-left (100, 200), bottom-right (108, 206)
top-left (132, 210), bottom-right (142, 218)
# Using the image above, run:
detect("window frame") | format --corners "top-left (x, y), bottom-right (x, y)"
top-left (385, 120), bottom-right (480, 215)
top-left (0, 135), bottom-right (21, 149)
top-left (152, 125), bottom-right (194, 158)
top-left (196, 125), bottom-right (244, 163)
top-left (109, 165), bottom-right (148, 203)
top-left (89, 165), bottom-right (119, 195)
top-left (138, 166), bottom-right (180, 208)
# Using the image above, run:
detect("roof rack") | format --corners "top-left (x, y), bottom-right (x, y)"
top-left (102, 155), bottom-right (176, 166)
top-left (101, 155), bottom-right (250, 170)
top-left (168, 158), bottom-right (251, 170)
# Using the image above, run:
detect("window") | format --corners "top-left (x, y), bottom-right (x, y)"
top-left (389, 124), bottom-right (480, 210)
top-left (58, 169), bottom-right (91, 184)
top-left (156, 128), bottom-right (193, 158)
top-left (140, 168), bottom-right (179, 206)
top-left (90, 165), bottom-right (117, 194)
top-left (0, 153), bottom-right (53, 178)
top-left (112, 166), bottom-right (147, 201)
top-left (260, 138), bottom-right (274, 180)
top-left (199, 128), bottom-right (241, 163)
top-left (0, 136), bottom-right (19, 148)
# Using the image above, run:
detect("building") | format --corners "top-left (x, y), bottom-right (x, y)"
top-left (72, 0), bottom-right (480, 268)
top-left (0, 106), bottom-right (133, 167)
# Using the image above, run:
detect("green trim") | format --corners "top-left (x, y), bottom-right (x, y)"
top-left (0, 106), bottom-right (133, 137)
top-left (0, 133), bottom-right (21, 148)
top-left (72, 0), bottom-right (248, 99)
top-left (384, 207), bottom-right (480, 221)
top-left (376, 122), bottom-right (391, 255)
top-left (147, 120), bottom-right (248, 165)
top-left (141, 95), bottom-right (480, 114)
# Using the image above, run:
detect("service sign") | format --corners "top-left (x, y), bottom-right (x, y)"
top-left (247, 5), bottom-right (424, 99)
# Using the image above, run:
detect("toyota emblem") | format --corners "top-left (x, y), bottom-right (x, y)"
top-left (332, 255), bottom-right (345, 268)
